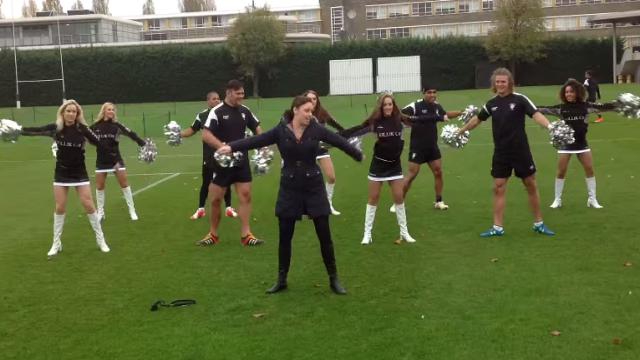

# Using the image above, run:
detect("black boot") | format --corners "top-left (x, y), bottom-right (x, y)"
top-left (329, 275), bottom-right (347, 295)
top-left (266, 271), bottom-right (288, 294)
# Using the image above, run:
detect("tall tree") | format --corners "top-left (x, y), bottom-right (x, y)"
top-left (92, 0), bottom-right (109, 15)
top-left (484, 0), bottom-right (546, 80)
top-left (41, 0), bottom-right (63, 14)
top-left (71, 0), bottom-right (84, 10)
top-left (179, 0), bottom-right (214, 12)
top-left (227, 7), bottom-right (285, 96)
top-left (142, 0), bottom-right (155, 15)
top-left (22, 0), bottom-right (39, 17)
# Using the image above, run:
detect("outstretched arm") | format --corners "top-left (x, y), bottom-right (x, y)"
top-left (320, 127), bottom-right (363, 162)
top-left (587, 101), bottom-right (617, 113)
top-left (21, 123), bottom-right (56, 137)
top-left (536, 104), bottom-right (562, 117)
top-left (117, 123), bottom-right (146, 146)
top-left (228, 126), bottom-right (278, 153)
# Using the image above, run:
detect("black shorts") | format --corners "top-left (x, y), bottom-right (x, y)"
top-left (491, 151), bottom-right (536, 179)
top-left (408, 147), bottom-right (441, 164)
top-left (210, 161), bottom-right (252, 188)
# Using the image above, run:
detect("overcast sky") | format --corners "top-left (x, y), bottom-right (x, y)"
top-left (1, 0), bottom-right (318, 18)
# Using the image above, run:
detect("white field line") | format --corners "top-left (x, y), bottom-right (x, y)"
top-left (132, 173), bottom-right (181, 196)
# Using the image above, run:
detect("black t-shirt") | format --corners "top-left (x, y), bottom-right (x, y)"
top-left (203, 101), bottom-right (260, 164)
top-left (371, 117), bottom-right (405, 162)
top-left (583, 78), bottom-right (600, 102)
top-left (22, 123), bottom-right (102, 170)
top-left (191, 107), bottom-right (213, 162)
top-left (477, 92), bottom-right (538, 153)
top-left (90, 121), bottom-right (145, 164)
top-left (402, 99), bottom-right (446, 150)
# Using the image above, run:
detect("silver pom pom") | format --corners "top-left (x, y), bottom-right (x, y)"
top-left (0, 119), bottom-right (22, 143)
top-left (214, 151), bottom-right (244, 168)
top-left (251, 146), bottom-right (274, 175)
top-left (548, 120), bottom-right (575, 149)
top-left (163, 121), bottom-right (182, 146)
top-left (347, 136), bottom-right (363, 152)
top-left (440, 124), bottom-right (469, 149)
top-left (458, 105), bottom-right (479, 124)
top-left (616, 93), bottom-right (640, 119)
top-left (138, 138), bottom-right (158, 163)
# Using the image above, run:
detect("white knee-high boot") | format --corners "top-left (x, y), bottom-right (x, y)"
top-left (585, 177), bottom-right (603, 208)
top-left (326, 182), bottom-right (340, 216)
top-left (87, 212), bottom-right (110, 252)
top-left (121, 186), bottom-right (138, 220)
top-left (394, 203), bottom-right (416, 243)
top-left (96, 189), bottom-right (105, 220)
top-left (362, 204), bottom-right (376, 245)
top-left (48, 213), bottom-right (65, 257)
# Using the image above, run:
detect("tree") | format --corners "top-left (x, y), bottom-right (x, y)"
top-left (41, 0), bottom-right (63, 14)
top-left (71, 0), bottom-right (84, 10)
top-left (227, 7), bottom-right (285, 96)
top-left (92, 0), bottom-right (109, 15)
top-left (179, 0), bottom-right (215, 12)
top-left (22, 0), bottom-right (39, 17)
top-left (142, 0), bottom-right (155, 15)
top-left (484, 0), bottom-right (546, 81)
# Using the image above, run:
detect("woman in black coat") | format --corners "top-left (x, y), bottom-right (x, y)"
top-left (217, 95), bottom-right (363, 295)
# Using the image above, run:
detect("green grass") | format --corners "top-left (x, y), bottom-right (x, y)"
top-left (1, 83), bottom-right (640, 359)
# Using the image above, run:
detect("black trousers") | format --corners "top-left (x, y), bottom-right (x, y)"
top-left (200, 164), bottom-right (231, 208)
top-left (277, 216), bottom-right (337, 277)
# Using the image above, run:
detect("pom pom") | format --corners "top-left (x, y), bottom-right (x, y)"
top-left (138, 138), bottom-right (158, 163)
top-left (616, 93), bottom-right (640, 119)
top-left (458, 105), bottom-right (479, 124)
top-left (251, 146), bottom-right (274, 176)
top-left (548, 120), bottom-right (575, 149)
top-left (440, 124), bottom-right (469, 149)
top-left (347, 136), bottom-right (363, 152)
top-left (214, 151), bottom-right (244, 168)
top-left (0, 119), bottom-right (22, 143)
top-left (163, 121), bottom-right (182, 146)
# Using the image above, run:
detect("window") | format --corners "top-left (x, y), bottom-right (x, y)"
top-left (433, 24), bottom-right (457, 36)
top-left (482, 0), bottom-right (494, 11)
top-left (458, 23), bottom-right (483, 36)
top-left (435, 1), bottom-right (456, 15)
top-left (366, 6), bottom-right (386, 20)
top-left (555, 0), bottom-right (576, 5)
top-left (149, 19), bottom-right (160, 30)
top-left (580, 0), bottom-right (602, 3)
top-left (388, 4), bottom-right (410, 18)
top-left (459, 0), bottom-right (470, 13)
top-left (541, 0), bottom-right (554, 6)
top-left (331, 6), bottom-right (344, 43)
top-left (411, 26), bottom-right (433, 39)
top-left (366, 28), bottom-right (387, 40)
top-left (181, 18), bottom-right (188, 29)
top-left (389, 27), bottom-right (410, 38)
top-left (411, 2), bottom-right (432, 16)
top-left (195, 17), bottom-right (206, 28)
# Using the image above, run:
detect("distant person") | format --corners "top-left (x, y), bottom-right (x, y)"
top-left (584, 70), bottom-right (603, 123)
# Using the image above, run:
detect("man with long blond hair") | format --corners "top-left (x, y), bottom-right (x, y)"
top-left (459, 68), bottom-right (555, 237)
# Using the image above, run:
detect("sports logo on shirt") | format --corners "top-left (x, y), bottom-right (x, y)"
top-left (491, 106), bottom-right (498, 112)
top-left (223, 115), bottom-right (229, 120)
top-left (412, 153), bottom-right (416, 159)
top-left (421, 109), bottom-right (427, 114)
top-left (241, 113), bottom-right (246, 120)
top-left (509, 103), bottom-right (516, 111)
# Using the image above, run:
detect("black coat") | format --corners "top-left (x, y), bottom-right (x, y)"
top-left (229, 119), bottom-right (363, 219)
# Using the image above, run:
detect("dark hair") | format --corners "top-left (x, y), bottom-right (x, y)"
top-left (283, 95), bottom-right (313, 121)
top-left (585, 70), bottom-right (593, 77)
top-left (559, 78), bottom-right (586, 103)
top-left (302, 89), bottom-right (332, 124)
top-left (362, 94), bottom-right (409, 130)
top-left (422, 84), bottom-right (436, 93)
top-left (206, 91), bottom-right (219, 100)
top-left (226, 80), bottom-right (244, 91)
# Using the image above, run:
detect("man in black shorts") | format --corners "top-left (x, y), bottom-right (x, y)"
top-left (394, 85), bottom-right (460, 212)
top-left (459, 68), bottom-right (555, 237)
top-left (198, 80), bottom-right (264, 246)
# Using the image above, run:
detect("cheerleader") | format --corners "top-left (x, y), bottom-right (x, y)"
top-left (303, 90), bottom-right (345, 215)
top-left (21, 100), bottom-right (111, 256)
top-left (538, 79), bottom-right (616, 209)
top-left (91, 102), bottom-right (146, 221)
top-left (217, 95), bottom-right (362, 295)
top-left (340, 93), bottom-right (416, 245)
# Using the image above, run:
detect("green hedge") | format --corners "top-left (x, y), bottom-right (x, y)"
top-left (0, 36), bottom-right (617, 107)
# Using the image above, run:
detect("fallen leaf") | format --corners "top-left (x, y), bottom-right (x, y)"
top-left (550, 330), bottom-right (561, 336)
top-left (252, 313), bottom-right (266, 318)
top-left (624, 261), bottom-right (633, 267)
top-left (612, 338), bottom-right (622, 345)
top-left (490, 258), bottom-right (499, 263)
top-left (394, 239), bottom-right (403, 245)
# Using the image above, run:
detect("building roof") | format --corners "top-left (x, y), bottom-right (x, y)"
top-left (0, 14), bottom-right (142, 27)
top-left (588, 10), bottom-right (640, 24)
top-left (128, 4), bottom-right (320, 21)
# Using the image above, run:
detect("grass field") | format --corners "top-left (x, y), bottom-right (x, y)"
top-left (1, 84), bottom-right (640, 359)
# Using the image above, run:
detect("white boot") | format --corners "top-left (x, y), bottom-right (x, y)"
top-left (361, 204), bottom-right (376, 245)
top-left (395, 203), bottom-right (416, 243)
top-left (389, 204), bottom-right (396, 213)
top-left (585, 177), bottom-right (603, 209)
top-left (550, 178), bottom-right (564, 208)
top-left (122, 186), bottom-right (138, 220)
top-left (47, 213), bottom-right (65, 257)
top-left (96, 189), bottom-right (105, 221)
top-left (88, 212), bottom-right (110, 252)
top-left (326, 182), bottom-right (341, 216)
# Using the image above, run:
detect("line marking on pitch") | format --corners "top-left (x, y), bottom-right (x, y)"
top-left (133, 173), bottom-right (181, 196)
